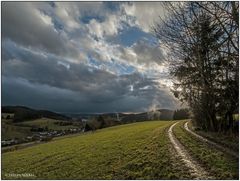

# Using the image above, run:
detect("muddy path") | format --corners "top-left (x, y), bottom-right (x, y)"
top-left (168, 122), bottom-right (213, 179)
top-left (184, 121), bottom-right (238, 158)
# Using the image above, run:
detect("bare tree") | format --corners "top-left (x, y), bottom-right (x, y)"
top-left (153, 2), bottom-right (239, 133)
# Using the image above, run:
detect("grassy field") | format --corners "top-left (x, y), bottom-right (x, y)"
top-left (2, 120), bottom-right (238, 179)
top-left (173, 121), bottom-right (239, 179)
top-left (2, 123), bottom-right (32, 140)
top-left (2, 120), bottom-right (192, 180)
top-left (2, 119), bottom-right (32, 140)
top-left (17, 118), bottom-right (79, 131)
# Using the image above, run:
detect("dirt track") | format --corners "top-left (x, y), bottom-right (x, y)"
top-left (168, 122), bottom-right (213, 179)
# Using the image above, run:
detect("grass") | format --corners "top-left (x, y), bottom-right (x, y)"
top-left (3, 120), bottom-right (238, 179)
top-left (2, 119), bottom-right (32, 140)
top-left (233, 114), bottom-right (239, 121)
top-left (173, 120), bottom-right (239, 179)
top-left (2, 120), bottom-right (191, 180)
top-left (17, 118), bottom-right (79, 131)
top-left (188, 121), bottom-right (239, 152)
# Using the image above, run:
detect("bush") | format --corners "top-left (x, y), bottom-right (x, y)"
top-left (40, 136), bottom-right (53, 142)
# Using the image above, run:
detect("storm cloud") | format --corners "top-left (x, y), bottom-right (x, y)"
top-left (2, 2), bottom-right (180, 113)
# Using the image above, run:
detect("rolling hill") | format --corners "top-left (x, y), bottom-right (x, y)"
top-left (2, 120), bottom-right (238, 179)
top-left (2, 121), bottom-right (186, 179)
top-left (2, 106), bottom-right (70, 122)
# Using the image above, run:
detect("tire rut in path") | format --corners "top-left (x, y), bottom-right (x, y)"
top-left (184, 121), bottom-right (238, 158)
top-left (168, 122), bottom-right (213, 180)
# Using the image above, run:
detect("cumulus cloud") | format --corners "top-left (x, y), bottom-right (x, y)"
top-left (2, 40), bottom-right (178, 112)
top-left (2, 2), bottom-right (180, 113)
top-left (87, 15), bottom-right (120, 38)
top-left (130, 39), bottom-right (164, 66)
top-left (121, 2), bottom-right (167, 32)
top-left (2, 2), bottom-right (82, 60)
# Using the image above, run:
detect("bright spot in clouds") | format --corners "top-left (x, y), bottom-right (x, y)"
top-left (130, 85), bottom-right (134, 92)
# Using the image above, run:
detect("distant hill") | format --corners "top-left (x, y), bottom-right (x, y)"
top-left (63, 109), bottom-right (175, 123)
top-left (65, 113), bottom-right (100, 119)
top-left (2, 106), bottom-right (70, 122)
top-left (84, 115), bottom-right (121, 131)
top-left (121, 109), bottom-right (174, 123)
top-left (81, 109), bottom-right (174, 132)
top-left (2, 105), bottom-right (174, 124)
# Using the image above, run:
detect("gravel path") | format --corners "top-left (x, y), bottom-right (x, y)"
top-left (168, 122), bottom-right (213, 179)
top-left (184, 121), bottom-right (238, 158)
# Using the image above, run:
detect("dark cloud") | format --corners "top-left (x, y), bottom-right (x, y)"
top-left (2, 2), bottom-right (180, 113)
top-left (2, 40), bottom-right (118, 97)
top-left (2, 76), bottom-right (86, 113)
top-left (2, 41), bottom-right (178, 112)
top-left (132, 39), bottom-right (165, 65)
top-left (2, 2), bottom-right (80, 59)
top-left (2, 76), bottom-right (178, 113)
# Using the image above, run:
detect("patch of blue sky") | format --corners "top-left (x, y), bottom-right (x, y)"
top-left (142, 35), bottom-right (159, 46)
top-left (38, 8), bottom-right (64, 31)
top-left (110, 26), bottom-right (157, 47)
top-left (79, 2), bottom-right (121, 24)
top-left (87, 55), bottom-right (136, 75)
top-left (103, 2), bottom-right (121, 12)
top-left (104, 59), bottom-right (136, 75)
top-left (52, 17), bottom-right (64, 31)
top-left (123, 65), bottom-right (136, 74)
top-left (80, 15), bottom-right (105, 24)
top-left (87, 55), bottom-right (102, 68)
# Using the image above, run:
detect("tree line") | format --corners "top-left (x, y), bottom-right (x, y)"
top-left (173, 109), bottom-right (190, 120)
top-left (153, 2), bottom-right (239, 133)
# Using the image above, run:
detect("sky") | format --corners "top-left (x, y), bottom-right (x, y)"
top-left (2, 2), bottom-right (181, 113)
